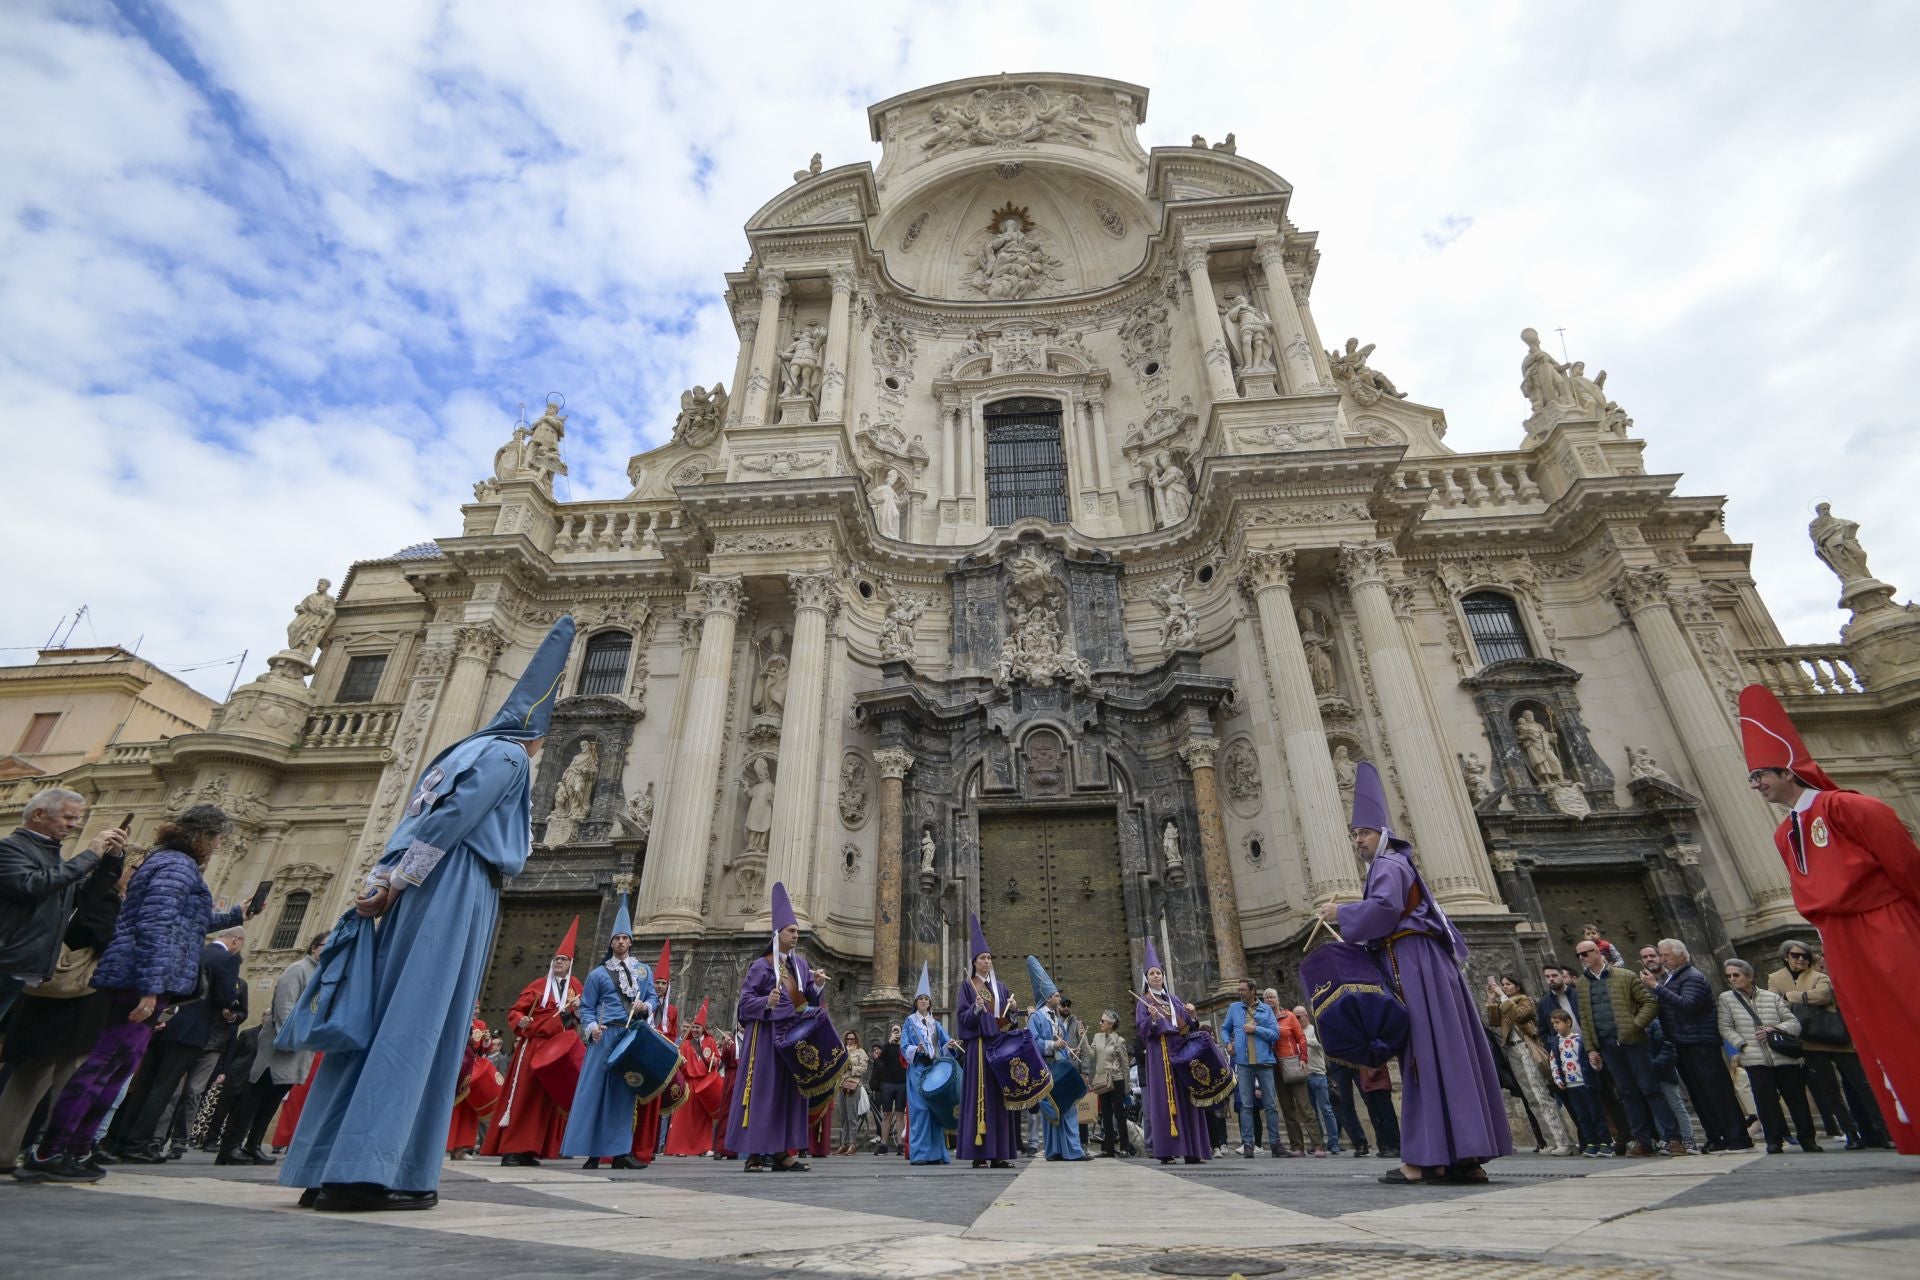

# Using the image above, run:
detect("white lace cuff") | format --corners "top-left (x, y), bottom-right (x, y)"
top-left (393, 838), bottom-right (448, 887)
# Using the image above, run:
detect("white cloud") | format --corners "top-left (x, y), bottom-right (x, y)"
top-left (3, 0), bottom-right (1917, 699)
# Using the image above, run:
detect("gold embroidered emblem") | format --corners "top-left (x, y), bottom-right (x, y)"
top-left (1810, 817), bottom-right (1829, 847)
top-left (1191, 1061), bottom-right (1212, 1087)
top-left (797, 1042), bottom-right (821, 1071)
top-left (1010, 1059), bottom-right (1030, 1087)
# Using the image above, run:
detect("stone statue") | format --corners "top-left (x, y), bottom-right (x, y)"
top-left (1519, 328), bottom-right (1576, 420)
top-left (742, 756), bottom-right (776, 854)
top-left (619, 781), bottom-right (655, 841)
top-left (1161, 819), bottom-right (1184, 873)
top-left (1190, 134), bottom-right (1207, 148)
top-left (868, 467), bottom-right (905, 539)
top-left (671, 383), bottom-right (728, 447)
top-left (492, 400), bottom-right (570, 493)
top-left (778, 323), bottom-right (827, 404)
top-left (1211, 133), bottom-right (1237, 155)
top-left (919, 828), bottom-right (937, 876)
top-left (1515, 710), bottom-right (1567, 785)
top-left (877, 590), bottom-right (927, 662)
top-left (544, 738), bottom-right (599, 847)
top-left (1626, 745), bottom-right (1670, 784)
top-left (967, 210), bottom-right (1065, 300)
top-left (1561, 360), bottom-right (1609, 419)
top-left (792, 152), bottom-right (822, 183)
top-left (1219, 294), bottom-right (1276, 372)
top-left (1460, 752), bottom-right (1495, 802)
top-left (1148, 451), bottom-right (1193, 527)
top-left (1298, 607), bottom-right (1338, 697)
top-left (752, 653), bottom-right (789, 722)
top-left (1327, 338), bottom-right (1407, 407)
top-left (286, 578), bottom-right (337, 654)
top-left (1808, 502), bottom-right (1875, 586)
top-left (1153, 583), bottom-right (1198, 650)
top-left (1331, 745), bottom-right (1358, 798)
top-left (990, 548), bottom-right (1093, 693)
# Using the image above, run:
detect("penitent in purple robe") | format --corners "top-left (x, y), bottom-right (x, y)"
top-left (725, 952), bottom-right (820, 1157)
top-left (955, 976), bottom-right (1018, 1161)
top-left (1337, 845), bottom-right (1512, 1168)
top-left (1136, 988), bottom-right (1212, 1161)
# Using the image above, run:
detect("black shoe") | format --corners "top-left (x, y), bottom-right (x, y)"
top-left (1802, 1142), bottom-right (1824, 1153)
top-left (296, 1188), bottom-right (321, 1208)
top-left (581, 1158), bottom-right (602, 1170)
top-left (34, 1155), bottom-right (103, 1183)
top-left (215, 1149), bottom-right (241, 1166)
top-left (1353, 1145), bottom-right (1370, 1158)
top-left (122, 1145), bottom-right (167, 1165)
top-left (241, 1147), bottom-right (276, 1166)
top-left (91, 1146), bottom-right (121, 1166)
top-left (610, 1155), bottom-right (644, 1170)
top-left (972, 1160), bottom-right (987, 1168)
top-left (990, 1160), bottom-right (1013, 1169)
top-left (166, 1147), bottom-right (186, 1161)
top-left (316, 1187), bottom-right (438, 1213)
top-left (1185, 1156), bottom-right (1202, 1164)
top-left (500, 1153), bottom-right (541, 1167)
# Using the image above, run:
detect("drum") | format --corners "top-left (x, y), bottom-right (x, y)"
top-left (460, 1057), bottom-right (505, 1119)
top-left (658, 1073), bottom-right (692, 1119)
top-left (1171, 1029), bottom-right (1237, 1108)
top-left (774, 1006), bottom-right (849, 1100)
top-left (1301, 940), bottom-right (1409, 1068)
top-left (691, 1068), bottom-right (729, 1114)
top-left (529, 1032), bottom-right (585, 1107)
top-left (987, 1030), bottom-right (1053, 1112)
top-left (608, 1022), bottom-right (682, 1103)
top-left (1045, 1058), bottom-right (1088, 1119)
top-left (917, 1058), bottom-right (962, 1130)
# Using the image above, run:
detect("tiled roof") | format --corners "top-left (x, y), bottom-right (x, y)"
top-left (389, 541), bottom-right (443, 561)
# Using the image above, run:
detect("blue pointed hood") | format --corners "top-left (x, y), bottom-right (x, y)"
top-left (609, 894), bottom-right (633, 940)
top-left (478, 616), bottom-right (575, 741)
top-left (914, 961), bottom-right (932, 1004)
top-left (1025, 955), bottom-right (1058, 1006)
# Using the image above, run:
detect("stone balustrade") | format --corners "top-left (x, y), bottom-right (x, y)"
top-left (1393, 456), bottom-right (1543, 509)
top-left (102, 742), bottom-right (156, 765)
top-left (1739, 646), bottom-right (1867, 697)
top-left (300, 703), bottom-right (402, 750)
top-left (550, 504), bottom-right (678, 556)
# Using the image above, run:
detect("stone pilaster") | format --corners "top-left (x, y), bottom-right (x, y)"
top-left (818, 266), bottom-right (855, 423)
top-left (741, 267), bottom-right (786, 427)
top-left (424, 623), bottom-right (504, 760)
top-left (724, 314), bottom-right (756, 426)
top-left (1339, 541), bottom-right (1497, 909)
top-left (1237, 550), bottom-right (1358, 900)
top-left (765, 572), bottom-right (839, 925)
top-left (1180, 735), bottom-right (1246, 993)
top-left (1609, 566), bottom-right (1801, 931)
top-left (1254, 235), bottom-right (1323, 395)
top-left (650, 608), bottom-right (705, 847)
top-left (638, 574), bottom-right (744, 929)
top-left (865, 746), bottom-right (914, 1005)
top-left (1180, 240), bottom-right (1240, 403)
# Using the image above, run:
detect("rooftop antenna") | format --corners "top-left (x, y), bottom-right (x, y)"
top-left (43, 613), bottom-right (68, 649)
top-left (1553, 327), bottom-right (1569, 361)
top-left (54, 606), bottom-right (88, 649)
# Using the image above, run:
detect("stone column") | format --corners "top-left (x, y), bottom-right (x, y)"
top-left (818, 266), bottom-right (855, 423)
top-left (651, 608), bottom-right (704, 841)
top-left (1088, 394), bottom-right (1115, 493)
top-left (1610, 567), bottom-right (1801, 930)
top-left (1339, 542), bottom-right (1498, 908)
top-left (1180, 735), bottom-right (1247, 993)
top-left (1236, 551), bottom-right (1359, 899)
top-left (867, 746), bottom-right (914, 1003)
top-left (638, 574), bottom-right (744, 929)
top-left (1071, 398), bottom-right (1099, 521)
top-left (765, 572), bottom-right (839, 925)
top-left (424, 624), bottom-right (504, 760)
top-left (723, 315), bottom-right (756, 426)
top-left (1253, 235), bottom-right (1322, 396)
top-left (1180, 241), bottom-right (1240, 403)
top-left (741, 267), bottom-right (786, 427)
top-left (940, 398), bottom-right (960, 500)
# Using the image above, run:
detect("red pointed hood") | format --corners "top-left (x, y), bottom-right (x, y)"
top-left (694, 997), bottom-right (710, 1028)
top-left (653, 937), bottom-right (672, 983)
top-left (1738, 685), bottom-right (1840, 792)
top-left (553, 915), bottom-right (580, 964)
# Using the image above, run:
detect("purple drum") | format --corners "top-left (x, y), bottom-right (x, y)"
top-left (1300, 940), bottom-right (1409, 1068)
top-left (774, 1005), bottom-right (848, 1100)
top-left (987, 1029), bottom-right (1053, 1112)
top-left (1171, 1029), bottom-right (1238, 1107)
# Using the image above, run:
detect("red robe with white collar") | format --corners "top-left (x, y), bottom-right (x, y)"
top-left (1774, 789), bottom-right (1920, 1153)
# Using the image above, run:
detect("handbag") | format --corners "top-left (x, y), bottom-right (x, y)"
top-left (1734, 990), bottom-right (1803, 1059)
top-left (35, 944), bottom-right (101, 999)
top-left (1796, 1002), bottom-right (1849, 1047)
top-left (1279, 1054), bottom-right (1309, 1084)
top-left (1090, 1070), bottom-right (1114, 1094)
top-left (276, 909), bottom-right (378, 1054)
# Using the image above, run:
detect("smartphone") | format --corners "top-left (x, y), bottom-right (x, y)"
top-left (119, 812), bottom-right (136, 833)
top-left (247, 879), bottom-right (274, 917)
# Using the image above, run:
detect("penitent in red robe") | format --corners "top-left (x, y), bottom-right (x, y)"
top-left (446, 1020), bottom-right (493, 1153)
top-left (272, 1053), bottom-right (323, 1150)
top-left (482, 974), bottom-right (583, 1158)
top-left (1774, 790), bottom-right (1920, 1154)
top-left (665, 1034), bottom-right (721, 1155)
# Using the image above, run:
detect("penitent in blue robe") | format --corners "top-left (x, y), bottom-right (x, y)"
top-left (562, 959), bottom-right (656, 1158)
top-left (279, 735), bottom-right (532, 1193)
top-left (1029, 1007), bottom-right (1086, 1159)
top-left (901, 1012), bottom-right (953, 1164)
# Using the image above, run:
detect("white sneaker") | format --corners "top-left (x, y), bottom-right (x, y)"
top-left (1550, 1145), bottom-right (1578, 1156)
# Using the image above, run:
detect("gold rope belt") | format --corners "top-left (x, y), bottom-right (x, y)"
top-left (1160, 1032), bottom-right (1178, 1138)
top-left (739, 1023), bottom-right (758, 1130)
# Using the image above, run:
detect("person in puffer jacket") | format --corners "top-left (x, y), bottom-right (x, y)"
top-left (18, 805), bottom-right (253, 1183)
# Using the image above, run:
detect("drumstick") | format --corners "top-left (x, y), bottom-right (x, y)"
top-left (1305, 914), bottom-right (1346, 946)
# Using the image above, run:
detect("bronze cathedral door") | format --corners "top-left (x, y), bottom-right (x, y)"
top-left (480, 895), bottom-right (600, 1039)
top-left (979, 811), bottom-right (1131, 1036)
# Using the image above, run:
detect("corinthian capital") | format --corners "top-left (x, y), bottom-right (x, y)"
top-left (1179, 735), bottom-right (1221, 772)
top-left (827, 264), bottom-right (857, 295)
top-left (1336, 541), bottom-right (1396, 590)
top-left (454, 624), bottom-right (505, 663)
top-left (1252, 233), bottom-right (1288, 270)
top-left (1178, 239), bottom-right (1213, 276)
top-left (1609, 566), bottom-right (1672, 615)
top-left (789, 571), bottom-right (838, 614)
top-left (873, 746), bottom-right (916, 780)
top-left (1236, 548), bottom-right (1296, 597)
top-left (756, 265), bottom-right (788, 299)
top-left (692, 573), bottom-right (746, 618)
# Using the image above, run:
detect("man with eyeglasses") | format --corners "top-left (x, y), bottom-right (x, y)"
top-left (1741, 685), bottom-right (1918, 1156)
top-left (1766, 942), bottom-right (1891, 1150)
top-left (1574, 939), bottom-right (1683, 1156)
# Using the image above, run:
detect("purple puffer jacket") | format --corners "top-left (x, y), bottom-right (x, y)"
top-left (91, 848), bottom-right (244, 999)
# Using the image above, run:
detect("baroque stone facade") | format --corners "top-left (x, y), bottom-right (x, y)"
top-left (54, 72), bottom-right (1920, 1028)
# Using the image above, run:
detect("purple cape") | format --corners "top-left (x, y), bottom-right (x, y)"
top-left (955, 975), bottom-right (1018, 1160)
top-left (1337, 846), bottom-right (1512, 1167)
top-left (1136, 988), bottom-right (1211, 1161)
top-left (724, 951), bottom-right (820, 1156)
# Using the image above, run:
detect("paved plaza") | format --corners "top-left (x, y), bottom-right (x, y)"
top-left (9, 1149), bottom-right (1914, 1279)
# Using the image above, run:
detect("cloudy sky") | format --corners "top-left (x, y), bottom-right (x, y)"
top-left (5, 1), bottom-right (1917, 699)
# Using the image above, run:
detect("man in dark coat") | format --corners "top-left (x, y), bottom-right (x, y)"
top-left (1643, 937), bottom-right (1750, 1152)
top-left (0, 789), bottom-right (125, 1024)
top-left (122, 927), bottom-right (248, 1160)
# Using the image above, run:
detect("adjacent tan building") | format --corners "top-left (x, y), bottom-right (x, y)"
top-left (57, 74), bottom-right (1920, 1036)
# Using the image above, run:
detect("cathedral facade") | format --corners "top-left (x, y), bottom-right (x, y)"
top-left (64, 74), bottom-right (1920, 1035)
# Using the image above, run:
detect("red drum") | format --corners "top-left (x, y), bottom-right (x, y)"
top-left (658, 1073), bottom-right (692, 1119)
top-left (461, 1058), bottom-right (505, 1118)
top-left (530, 1032), bottom-right (585, 1108)
top-left (1172, 1029), bottom-right (1238, 1108)
top-left (987, 1030), bottom-right (1053, 1112)
top-left (691, 1069), bottom-right (729, 1113)
top-left (774, 1006), bottom-right (849, 1100)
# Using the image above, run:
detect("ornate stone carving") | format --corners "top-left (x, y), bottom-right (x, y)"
top-left (1609, 567), bottom-right (1672, 616)
top-left (1514, 710), bottom-right (1566, 786)
top-left (1223, 739), bottom-right (1261, 810)
top-left (1092, 198), bottom-right (1125, 238)
top-left (669, 457), bottom-right (711, 487)
top-left (900, 210), bottom-right (930, 251)
top-left (1336, 541), bottom-right (1394, 590)
top-left (1219, 295), bottom-right (1276, 373)
top-left (1327, 338), bottom-right (1406, 406)
top-left (872, 746), bottom-right (915, 780)
top-left (1808, 502), bottom-right (1876, 588)
top-left (1298, 606), bottom-right (1338, 696)
top-left (1460, 751), bottom-right (1495, 803)
top-left (1118, 296), bottom-right (1173, 381)
top-left (1146, 450), bottom-right (1194, 527)
top-left (1235, 421), bottom-right (1335, 452)
top-left (1237, 548), bottom-right (1296, 596)
top-left (618, 780), bottom-right (654, 842)
top-left (755, 265), bottom-right (788, 300)
top-left (867, 467), bottom-right (907, 538)
top-left (1122, 399), bottom-right (1196, 456)
top-left (920, 83), bottom-right (1097, 153)
top-left (693, 574), bottom-right (745, 618)
top-left (1331, 743), bottom-right (1359, 806)
top-left (672, 384), bottom-right (728, 447)
top-left (454, 625), bottom-right (505, 664)
top-left (838, 751), bottom-right (870, 827)
top-left (791, 152), bottom-right (822, 184)
top-left (1151, 581), bottom-right (1199, 650)
top-left (876, 588), bottom-right (930, 662)
top-left (1518, 326), bottom-right (1577, 431)
top-left (712, 528), bottom-right (834, 555)
top-left (414, 645), bottom-right (453, 679)
top-left (286, 579), bottom-right (337, 655)
top-left (789, 571), bottom-right (838, 614)
top-left (542, 738), bottom-right (599, 848)
top-left (1178, 735), bottom-right (1220, 772)
top-left (777, 322), bottom-right (828, 411)
top-left (964, 204), bottom-right (1066, 300)
top-left (989, 547), bottom-right (1092, 694)
top-left (492, 400), bottom-right (569, 494)
top-left (1626, 745), bottom-right (1670, 783)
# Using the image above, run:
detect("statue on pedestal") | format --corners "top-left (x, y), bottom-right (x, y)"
top-left (1148, 451), bottom-right (1193, 527)
top-left (1160, 820), bottom-right (1184, 874)
top-left (1519, 328), bottom-right (1576, 426)
top-left (778, 323), bottom-right (827, 406)
top-left (1808, 502), bottom-right (1875, 587)
top-left (742, 756), bottom-right (776, 855)
top-left (619, 780), bottom-right (655, 842)
top-left (544, 738), bottom-right (599, 847)
top-left (1220, 294), bottom-right (1276, 372)
top-left (919, 829), bottom-right (937, 876)
top-left (1626, 745), bottom-right (1670, 784)
top-left (1327, 338), bottom-right (1407, 406)
top-left (867, 468), bottom-right (906, 539)
top-left (1299, 608), bottom-right (1338, 697)
top-left (1515, 710), bottom-right (1567, 786)
top-left (285, 579), bottom-right (337, 655)
top-left (671, 383), bottom-right (728, 447)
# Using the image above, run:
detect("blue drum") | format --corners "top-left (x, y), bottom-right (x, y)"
top-left (1046, 1058), bottom-right (1088, 1119)
top-left (607, 1022), bottom-right (681, 1103)
top-left (918, 1057), bottom-right (962, 1130)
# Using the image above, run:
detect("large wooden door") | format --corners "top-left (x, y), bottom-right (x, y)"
top-left (979, 811), bottom-right (1131, 1034)
top-left (481, 895), bottom-right (600, 1037)
top-left (1533, 871), bottom-right (1661, 962)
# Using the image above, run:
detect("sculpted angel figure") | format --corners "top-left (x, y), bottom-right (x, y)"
top-left (1220, 294), bottom-right (1276, 372)
top-left (1328, 337), bottom-right (1406, 406)
top-left (1148, 450), bottom-right (1193, 527)
top-left (672, 383), bottom-right (728, 445)
top-left (1560, 360), bottom-right (1610, 419)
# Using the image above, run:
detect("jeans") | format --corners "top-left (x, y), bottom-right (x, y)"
top-left (1674, 1041), bottom-right (1750, 1149)
top-left (1596, 1041), bottom-right (1678, 1145)
top-left (1307, 1075), bottom-right (1342, 1152)
top-left (836, 1088), bottom-right (865, 1148)
top-left (1234, 1063), bottom-right (1279, 1150)
top-left (1360, 1086), bottom-right (1400, 1153)
top-left (1562, 1085), bottom-right (1608, 1148)
top-left (1657, 1079), bottom-right (1694, 1146)
top-left (1748, 1063), bottom-right (1819, 1149)
top-left (1326, 1063), bottom-right (1371, 1150)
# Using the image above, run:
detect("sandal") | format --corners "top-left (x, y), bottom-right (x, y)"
top-left (1377, 1167), bottom-right (1429, 1185)
top-left (1444, 1163), bottom-right (1489, 1184)
top-left (773, 1157), bottom-right (811, 1172)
